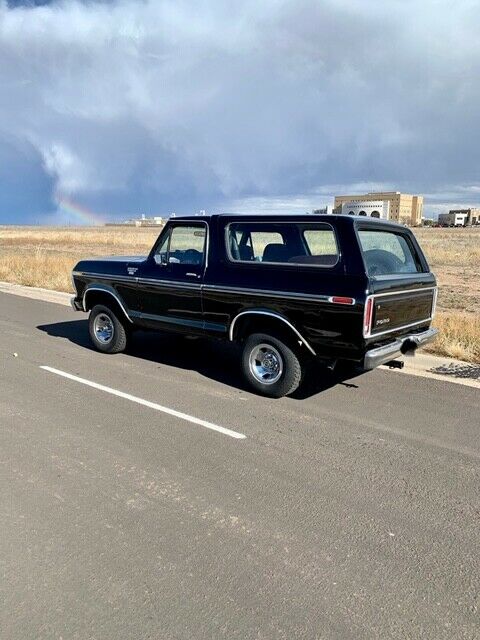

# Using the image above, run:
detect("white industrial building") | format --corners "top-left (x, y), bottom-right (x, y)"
top-left (106, 214), bottom-right (165, 227)
top-left (438, 212), bottom-right (469, 227)
top-left (340, 199), bottom-right (390, 219)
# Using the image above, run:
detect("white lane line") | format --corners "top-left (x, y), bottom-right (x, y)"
top-left (40, 366), bottom-right (246, 440)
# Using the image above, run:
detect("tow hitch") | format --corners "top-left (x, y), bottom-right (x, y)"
top-left (384, 360), bottom-right (405, 370)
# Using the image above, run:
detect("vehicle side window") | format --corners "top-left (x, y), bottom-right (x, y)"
top-left (358, 230), bottom-right (421, 276)
top-left (154, 225), bottom-right (206, 266)
top-left (251, 231), bottom-right (284, 261)
top-left (303, 229), bottom-right (338, 257)
top-left (226, 222), bottom-right (339, 267)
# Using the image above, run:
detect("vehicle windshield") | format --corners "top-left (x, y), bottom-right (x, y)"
top-left (358, 229), bottom-right (421, 276)
top-left (227, 222), bottom-right (339, 267)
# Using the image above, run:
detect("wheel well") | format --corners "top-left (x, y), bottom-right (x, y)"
top-left (231, 313), bottom-right (311, 354)
top-left (84, 289), bottom-right (131, 323)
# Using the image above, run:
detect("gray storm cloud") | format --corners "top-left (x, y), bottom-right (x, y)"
top-left (0, 0), bottom-right (479, 221)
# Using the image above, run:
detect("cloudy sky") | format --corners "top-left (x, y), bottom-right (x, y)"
top-left (1, 0), bottom-right (479, 223)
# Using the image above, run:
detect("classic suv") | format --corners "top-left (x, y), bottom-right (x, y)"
top-left (71, 214), bottom-right (438, 397)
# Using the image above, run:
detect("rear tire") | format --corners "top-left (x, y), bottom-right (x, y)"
top-left (88, 304), bottom-right (128, 354)
top-left (241, 333), bottom-right (303, 398)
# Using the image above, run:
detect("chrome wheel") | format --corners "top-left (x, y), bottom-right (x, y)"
top-left (93, 313), bottom-right (114, 344)
top-left (248, 343), bottom-right (284, 385)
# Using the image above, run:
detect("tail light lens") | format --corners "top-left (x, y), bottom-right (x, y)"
top-left (363, 297), bottom-right (373, 336)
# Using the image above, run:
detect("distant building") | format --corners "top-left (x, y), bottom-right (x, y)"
top-left (338, 199), bottom-right (389, 219)
top-left (131, 214), bottom-right (164, 227)
top-left (334, 191), bottom-right (423, 226)
top-left (105, 214), bottom-right (165, 227)
top-left (312, 205), bottom-right (334, 215)
top-left (438, 210), bottom-right (478, 227)
top-left (444, 208), bottom-right (480, 226)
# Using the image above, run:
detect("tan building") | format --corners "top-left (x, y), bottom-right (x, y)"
top-left (334, 192), bottom-right (423, 226)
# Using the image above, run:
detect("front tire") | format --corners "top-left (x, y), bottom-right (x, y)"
top-left (241, 333), bottom-right (303, 398)
top-left (88, 304), bottom-right (128, 354)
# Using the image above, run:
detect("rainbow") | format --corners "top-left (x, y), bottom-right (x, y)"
top-left (56, 195), bottom-right (106, 225)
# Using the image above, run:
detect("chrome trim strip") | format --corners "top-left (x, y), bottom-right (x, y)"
top-left (83, 287), bottom-right (133, 323)
top-left (74, 271), bottom-right (138, 284)
top-left (74, 275), bottom-right (353, 304)
top-left (75, 271), bottom-right (202, 290)
top-left (130, 311), bottom-right (204, 330)
top-left (372, 273), bottom-right (434, 281)
top-left (137, 277), bottom-right (201, 290)
top-left (229, 310), bottom-right (316, 356)
top-left (368, 286), bottom-right (436, 298)
top-left (129, 311), bottom-right (227, 333)
top-left (203, 284), bottom-right (336, 304)
top-left (367, 317), bottom-right (433, 339)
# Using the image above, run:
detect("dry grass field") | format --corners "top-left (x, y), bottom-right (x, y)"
top-left (0, 224), bottom-right (478, 362)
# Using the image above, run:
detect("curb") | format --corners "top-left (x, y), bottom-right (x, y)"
top-left (0, 280), bottom-right (71, 306)
top-left (1, 280), bottom-right (478, 389)
top-left (391, 352), bottom-right (480, 389)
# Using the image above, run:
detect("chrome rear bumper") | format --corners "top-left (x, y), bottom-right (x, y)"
top-left (363, 327), bottom-right (438, 370)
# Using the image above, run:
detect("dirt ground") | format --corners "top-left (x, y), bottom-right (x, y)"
top-left (413, 227), bottom-right (480, 314)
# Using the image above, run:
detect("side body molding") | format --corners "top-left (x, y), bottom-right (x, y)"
top-left (229, 310), bottom-right (316, 355)
top-left (83, 285), bottom-right (133, 323)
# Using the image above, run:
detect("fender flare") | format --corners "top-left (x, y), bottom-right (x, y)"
top-left (83, 285), bottom-right (133, 323)
top-left (229, 310), bottom-right (316, 355)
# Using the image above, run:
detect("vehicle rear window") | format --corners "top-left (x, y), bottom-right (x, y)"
top-left (227, 222), bottom-right (339, 267)
top-left (358, 230), bottom-right (421, 276)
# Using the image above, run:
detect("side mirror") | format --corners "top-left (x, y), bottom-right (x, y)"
top-left (154, 253), bottom-right (168, 266)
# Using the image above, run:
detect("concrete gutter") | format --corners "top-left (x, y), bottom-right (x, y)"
top-left (391, 352), bottom-right (480, 390)
top-left (0, 280), bottom-right (71, 306)
top-left (1, 280), bottom-right (479, 389)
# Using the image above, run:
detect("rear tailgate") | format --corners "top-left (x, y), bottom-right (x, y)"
top-left (357, 223), bottom-right (437, 340)
top-left (365, 286), bottom-right (437, 338)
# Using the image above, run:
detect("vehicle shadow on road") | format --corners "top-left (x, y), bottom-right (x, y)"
top-left (37, 319), bottom-right (361, 400)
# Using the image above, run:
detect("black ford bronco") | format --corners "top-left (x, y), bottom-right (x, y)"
top-left (71, 214), bottom-right (438, 397)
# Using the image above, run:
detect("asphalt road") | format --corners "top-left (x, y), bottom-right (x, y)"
top-left (1, 292), bottom-right (479, 640)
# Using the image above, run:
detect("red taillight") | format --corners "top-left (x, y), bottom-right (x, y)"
top-left (330, 296), bottom-right (355, 305)
top-left (363, 297), bottom-right (373, 336)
